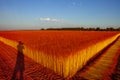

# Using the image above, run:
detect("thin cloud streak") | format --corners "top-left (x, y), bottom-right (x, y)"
top-left (40, 18), bottom-right (59, 22)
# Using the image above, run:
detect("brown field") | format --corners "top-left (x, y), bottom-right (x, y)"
top-left (0, 30), bottom-right (120, 80)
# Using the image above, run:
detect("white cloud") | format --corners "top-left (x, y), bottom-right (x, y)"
top-left (40, 18), bottom-right (59, 22)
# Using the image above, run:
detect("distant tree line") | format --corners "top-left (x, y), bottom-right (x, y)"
top-left (41, 27), bottom-right (120, 31)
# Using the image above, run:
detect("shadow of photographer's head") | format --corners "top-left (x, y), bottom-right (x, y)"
top-left (18, 41), bottom-right (24, 45)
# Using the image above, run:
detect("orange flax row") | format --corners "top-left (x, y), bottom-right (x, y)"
top-left (73, 37), bottom-right (120, 80)
top-left (0, 31), bottom-right (119, 57)
top-left (64, 34), bottom-right (119, 78)
top-left (0, 31), bottom-right (120, 78)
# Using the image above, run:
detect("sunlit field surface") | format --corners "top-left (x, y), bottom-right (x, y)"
top-left (0, 30), bottom-right (120, 79)
top-left (73, 37), bottom-right (120, 80)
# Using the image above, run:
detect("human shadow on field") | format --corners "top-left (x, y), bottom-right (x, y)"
top-left (11, 41), bottom-right (25, 80)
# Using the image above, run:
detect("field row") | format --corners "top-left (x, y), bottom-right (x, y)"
top-left (0, 31), bottom-right (120, 78)
top-left (0, 41), bottom-right (63, 80)
top-left (0, 37), bottom-right (120, 79)
top-left (73, 37), bottom-right (120, 80)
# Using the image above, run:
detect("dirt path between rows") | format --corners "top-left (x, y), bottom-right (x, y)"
top-left (72, 37), bottom-right (120, 80)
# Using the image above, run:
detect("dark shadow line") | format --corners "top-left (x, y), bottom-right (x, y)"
top-left (11, 41), bottom-right (25, 80)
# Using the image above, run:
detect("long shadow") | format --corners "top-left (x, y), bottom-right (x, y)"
top-left (11, 41), bottom-right (25, 80)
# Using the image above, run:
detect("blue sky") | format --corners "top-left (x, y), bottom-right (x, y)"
top-left (0, 0), bottom-right (120, 30)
